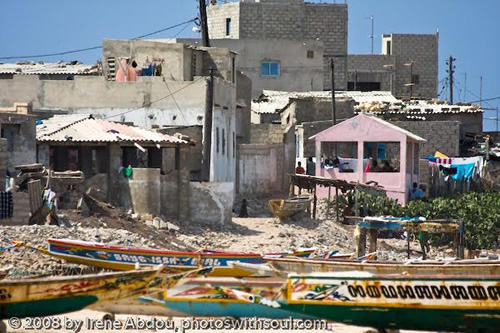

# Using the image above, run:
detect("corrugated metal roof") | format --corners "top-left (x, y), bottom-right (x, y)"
top-left (0, 62), bottom-right (99, 75)
top-left (252, 90), bottom-right (482, 115)
top-left (37, 115), bottom-right (186, 144)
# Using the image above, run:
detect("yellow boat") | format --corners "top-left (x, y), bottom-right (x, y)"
top-left (269, 195), bottom-right (312, 218)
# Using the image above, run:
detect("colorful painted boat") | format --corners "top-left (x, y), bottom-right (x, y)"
top-left (47, 238), bottom-right (315, 277)
top-left (268, 195), bottom-right (312, 218)
top-left (265, 256), bottom-right (500, 276)
top-left (0, 266), bottom-right (163, 319)
top-left (250, 271), bottom-right (500, 332)
top-left (139, 276), bottom-right (315, 319)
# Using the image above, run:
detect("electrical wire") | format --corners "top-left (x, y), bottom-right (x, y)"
top-left (103, 76), bottom-right (205, 120)
top-left (162, 78), bottom-right (190, 125)
top-left (0, 18), bottom-right (197, 60)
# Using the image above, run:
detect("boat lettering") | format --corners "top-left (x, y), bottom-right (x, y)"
top-left (201, 258), bottom-right (221, 266)
top-left (487, 286), bottom-right (500, 300)
top-left (346, 283), bottom-right (497, 301)
top-left (0, 289), bottom-right (11, 300)
top-left (191, 258), bottom-right (198, 265)
top-left (114, 254), bottom-right (122, 261)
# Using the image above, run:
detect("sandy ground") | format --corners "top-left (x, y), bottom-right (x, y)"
top-left (5, 309), bottom-right (436, 333)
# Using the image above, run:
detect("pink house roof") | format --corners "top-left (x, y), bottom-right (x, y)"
top-left (310, 113), bottom-right (426, 143)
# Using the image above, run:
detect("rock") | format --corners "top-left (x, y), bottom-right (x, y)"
top-left (131, 213), bottom-right (139, 220)
top-left (166, 222), bottom-right (180, 232)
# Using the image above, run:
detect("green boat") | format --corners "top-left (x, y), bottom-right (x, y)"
top-left (250, 271), bottom-right (500, 332)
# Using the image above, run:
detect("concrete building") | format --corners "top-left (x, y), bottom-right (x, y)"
top-left (0, 103), bottom-right (37, 173)
top-left (0, 40), bottom-right (250, 224)
top-left (348, 34), bottom-right (438, 99)
top-left (163, 38), bottom-right (325, 98)
top-left (207, 0), bottom-right (348, 91)
top-left (253, 90), bottom-right (482, 164)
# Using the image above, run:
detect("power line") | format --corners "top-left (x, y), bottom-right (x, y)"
top-left (468, 96), bottom-right (500, 104)
top-left (162, 78), bottom-right (189, 125)
top-left (0, 18), bottom-right (197, 60)
top-left (103, 76), bottom-right (205, 120)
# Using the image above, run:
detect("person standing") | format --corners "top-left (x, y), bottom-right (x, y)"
top-left (306, 157), bottom-right (316, 176)
top-left (295, 162), bottom-right (305, 174)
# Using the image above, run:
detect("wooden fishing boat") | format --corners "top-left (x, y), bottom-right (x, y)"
top-left (268, 195), bottom-right (312, 218)
top-left (47, 238), bottom-right (315, 277)
top-left (0, 266), bottom-right (12, 280)
top-left (249, 271), bottom-right (500, 332)
top-left (0, 266), bottom-right (163, 319)
top-left (139, 277), bottom-right (315, 319)
top-left (265, 256), bottom-right (500, 276)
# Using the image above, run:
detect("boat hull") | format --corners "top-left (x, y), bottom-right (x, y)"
top-left (268, 257), bottom-right (500, 276)
top-left (0, 268), bottom-right (162, 319)
top-left (278, 303), bottom-right (499, 332)
top-left (47, 239), bottom-right (314, 277)
top-left (272, 272), bottom-right (500, 332)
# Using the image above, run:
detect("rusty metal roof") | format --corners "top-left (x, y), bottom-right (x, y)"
top-left (37, 115), bottom-right (187, 144)
top-left (0, 62), bottom-right (99, 75)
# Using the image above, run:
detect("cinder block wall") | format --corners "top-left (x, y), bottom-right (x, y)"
top-left (208, 0), bottom-right (348, 90)
top-left (0, 139), bottom-right (6, 180)
top-left (393, 121), bottom-right (460, 157)
top-left (1, 192), bottom-right (30, 226)
top-left (249, 123), bottom-right (283, 144)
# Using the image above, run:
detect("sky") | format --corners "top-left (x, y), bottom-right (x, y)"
top-left (0, 0), bottom-right (499, 130)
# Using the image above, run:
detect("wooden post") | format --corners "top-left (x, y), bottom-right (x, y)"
top-left (368, 229), bottom-right (378, 254)
top-left (327, 186), bottom-right (331, 218)
top-left (335, 187), bottom-right (339, 221)
top-left (357, 227), bottom-right (367, 258)
top-left (407, 231), bottom-right (411, 259)
top-left (313, 187), bottom-right (317, 220)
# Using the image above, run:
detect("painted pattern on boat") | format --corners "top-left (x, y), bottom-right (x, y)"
top-left (47, 239), bottom-right (314, 276)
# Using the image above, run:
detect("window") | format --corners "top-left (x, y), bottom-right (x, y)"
top-left (216, 127), bottom-right (220, 153)
top-left (261, 61), bottom-right (280, 77)
top-left (222, 128), bottom-right (226, 155)
top-left (386, 40), bottom-right (391, 55)
top-left (321, 142), bottom-right (358, 172)
top-left (231, 57), bottom-right (236, 83)
top-left (233, 132), bottom-right (236, 158)
top-left (364, 142), bottom-right (400, 173)
top-left (307, 50), bottom-right (314, 58)
top-left (411, 74), bottom-right (420, 85)
top-left (225, 18), bottom-right (231, 36)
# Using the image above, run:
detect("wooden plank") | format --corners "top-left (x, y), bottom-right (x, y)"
top-left (28, 180), bottom-right (43, 214)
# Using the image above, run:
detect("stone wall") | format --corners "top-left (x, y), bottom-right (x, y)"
top-left (208, 0), bottom-right (348, 90)
top-left (281, 98), bottom-right (355, 126)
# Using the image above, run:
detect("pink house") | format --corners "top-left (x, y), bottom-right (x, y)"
top-left (311, 113), bottom-right (426, 205)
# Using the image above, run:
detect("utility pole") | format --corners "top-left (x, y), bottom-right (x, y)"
top-left (370, 15), bottom-right (374, 54)
top-left (447, 56), bottom-right (455, 104)
top-left (463, 73), bottom-right (467, 102)
top-left (331, 58), bottom-right (336, 125)
top-left (480, 76), bottom-right (483, 106)
top-left (199, 0), bottom-right (210, 47)
top-left (201, 68), bottom-right (214, 181)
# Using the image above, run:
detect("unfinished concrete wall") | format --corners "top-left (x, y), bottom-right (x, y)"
top-left (393, 121), bottom-right (460, 157)
top-left (190, 182), bottom-right (234, 225)
top-left (281, 98), bottom-right (355, 126)
top-left (0, 114), bottom-right (36, 172)
top-left (125, 168), bottom-right (161, 216)
top-left (249, 123), bottom-right (283, 144)
top-left (209, 39), bottom-right (324, 98)
top-left (347, 54), bottom-right (396, 93)
top-left (236, 72), bottom-right (252, 143)
top-left (102, 40), bottom-right (202, 81)
top-left (208, 0), bottom-right (348, 90)
top-left (238, 143), bottom-right (285, 196)
top-left (0, 76), bottom-right (208, 128)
